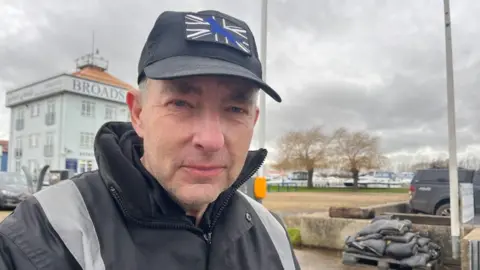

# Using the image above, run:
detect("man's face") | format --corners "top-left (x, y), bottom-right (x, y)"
top-left (127, 76), bottom-right (259, 211)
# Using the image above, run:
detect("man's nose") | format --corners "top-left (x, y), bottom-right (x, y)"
top-left (192, 113), bottom-right (225, 152)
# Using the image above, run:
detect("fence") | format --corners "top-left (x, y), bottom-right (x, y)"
top-left (267, 177), bottom-right (411, 191)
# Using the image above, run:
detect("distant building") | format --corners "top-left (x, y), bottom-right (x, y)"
top-left (0, 140), bottom-right (8, 172)
top-left (4, 52), bottom-right (134, 174)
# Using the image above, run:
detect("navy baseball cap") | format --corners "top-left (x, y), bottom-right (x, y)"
top-left (137, 10), bottom-right (282, 102)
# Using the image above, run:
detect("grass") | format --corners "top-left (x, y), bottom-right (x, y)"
top-left (287, 227), bottom-right (301, 246)
top-left (268, 186), bottom-right (408, 194)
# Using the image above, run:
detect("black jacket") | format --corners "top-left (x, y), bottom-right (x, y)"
top-left (0, 122), bottom-right (300, 270)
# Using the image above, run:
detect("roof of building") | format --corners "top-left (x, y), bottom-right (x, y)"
top-left (0, 140), bottom-right (8, 153)
top-left (72, 65), bottom-right (136, 91)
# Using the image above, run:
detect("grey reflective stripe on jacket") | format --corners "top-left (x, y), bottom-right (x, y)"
top-left (238, 191), bottom-right (296, 270)
top-left (34, 180), bottom-right (106, 270)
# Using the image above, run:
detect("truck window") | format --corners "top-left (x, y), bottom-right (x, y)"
top-left (425, 171), bottom-right (448, 182)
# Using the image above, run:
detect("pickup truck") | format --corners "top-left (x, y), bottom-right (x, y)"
top-left (409, 168), bottom-right (479, 216)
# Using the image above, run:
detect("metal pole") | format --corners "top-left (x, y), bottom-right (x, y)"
top-left (443, 0), bottom-right (461, 260)
top-left (258, 0), bottom-right (268, 178)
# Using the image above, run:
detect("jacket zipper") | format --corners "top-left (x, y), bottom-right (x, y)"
top-left (207, 149), bottom-right (267, 236)
top-left (203, 148), bottom-right (266, 269)
top-left (108, 148), bottom-right (267, 250)
top-left (203, 232), bottom-right (212, 244)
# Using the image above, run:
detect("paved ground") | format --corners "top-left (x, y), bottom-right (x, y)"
top-left (295, 248), bottom-right (459, 269)
top-left (295, 248), bottom-right (361, 269)
top-left (262, 191), bottom-right (409, 212)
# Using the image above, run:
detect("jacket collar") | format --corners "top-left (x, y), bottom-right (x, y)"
top-left (93, 121), bottom-right (267, 221)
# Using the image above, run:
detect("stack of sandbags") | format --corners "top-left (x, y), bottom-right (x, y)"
top-left (343, 216), bottom-right (441, 268)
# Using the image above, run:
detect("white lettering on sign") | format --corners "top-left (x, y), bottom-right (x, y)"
top-left (71, 79), bottom-right (126, 103)
top-left (5, 75), bottom-right (128, 107)
top-left (5, 78), bottom-right (64, 107)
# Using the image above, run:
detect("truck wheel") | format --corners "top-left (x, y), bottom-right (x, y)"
top-left (435, 203), bottom-right (451, 216)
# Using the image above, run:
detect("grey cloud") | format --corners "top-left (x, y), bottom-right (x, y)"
top-left (261, 0), bottom-right (480, 158)
top-left (2, 0), bottom-right (480, 161)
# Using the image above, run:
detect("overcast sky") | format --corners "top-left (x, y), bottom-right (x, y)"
top-left (2, 0), bottom-right (480, 163)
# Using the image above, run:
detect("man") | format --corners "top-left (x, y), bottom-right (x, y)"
top-left (0, 10), bottom-right (300, 270)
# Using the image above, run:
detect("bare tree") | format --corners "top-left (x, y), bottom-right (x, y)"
top-left (333, 128), bottom-right (388, 190)
top-left (459, 155), bottom-right (480, 170)
top-left (274, 126), bottom-right (337, 188)
top-left (410, 158), bottom-right (449, 171)
top-left (409, 161), bottom-right (430, 171)
top-left (410, 155), bottom-right (480, 171)
top-left (396, 162), bottom-right (413, 173)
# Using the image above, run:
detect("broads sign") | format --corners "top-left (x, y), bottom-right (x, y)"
top-left (5, 75), bottom-right (127, 107)
top-left (71, 79), bottom-right (126, 103)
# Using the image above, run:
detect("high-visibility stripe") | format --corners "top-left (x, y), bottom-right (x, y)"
top-left (33, 179), bottom-right (293, 270)
top-left (238, 191), bottom-right (296, 270)
top-left (34, 180), bottom-right (106, 270)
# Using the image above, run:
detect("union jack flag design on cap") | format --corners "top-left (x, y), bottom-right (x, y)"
top-left (184, 14), bottom-right (251, 55)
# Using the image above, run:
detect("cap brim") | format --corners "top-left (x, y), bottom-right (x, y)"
top-left (143, 56), bottom-right (282, 102)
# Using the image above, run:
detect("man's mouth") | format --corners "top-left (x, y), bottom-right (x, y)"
top-left (182, 165), bottom-right (225, 177)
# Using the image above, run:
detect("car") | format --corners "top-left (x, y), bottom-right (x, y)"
top-left (409, 168), bottom-right (478, 216)
top-left (0, 172), bottom-right (32, 209)
top-left (289, 171), bottom-right (308, 181)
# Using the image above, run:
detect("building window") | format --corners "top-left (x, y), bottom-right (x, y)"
top-left (81, 101), bottom-right (96, 117)
top-left (30, 103), bottom-right (40, 117)
top-left (44, 133), bottom-right (54, 157)
top-left (78, 160), bottom-right (94, 173)
top-left (28, 159), bottom-right (38, 176)
top-left (15, 108), bottom-right (25, 131)
top-left (14, 137), bottom-right (22, 158)
top-left (105, 106), bottom-right (116, 120)
top-left (29, 134), bottom-right (40, 148)
top-left (87, 160), bottom-right (93, 171)
top-left (15, 159), bottom-right (22, 173)
top-left (45, 99), bottom-right (56, 126)
top-left (80, 132), bottom-right (95, 149)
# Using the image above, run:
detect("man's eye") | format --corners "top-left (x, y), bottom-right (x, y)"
top-left (229, 107), bottom-right (246, 114)
top-left (171, 100), bottom-right (190, 108)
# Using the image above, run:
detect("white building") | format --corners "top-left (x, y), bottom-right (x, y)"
top-left (4, 53), bottom-right (133, 175)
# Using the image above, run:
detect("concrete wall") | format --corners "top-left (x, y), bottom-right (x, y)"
top-left (461, 228), bottom-right (480, 270)
top-left (283, 202), bottom-right (474, 267)
top-left (284, 213), bottom-right (369, 250)
top-left (361, 201), bottom-right (410, 216)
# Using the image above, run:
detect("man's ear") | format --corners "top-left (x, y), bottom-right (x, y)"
top-left (126, 90), bottom-right (144, 138)
top-left (253, 106), bottom-right (260, 125)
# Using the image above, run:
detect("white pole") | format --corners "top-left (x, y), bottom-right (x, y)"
top-left (258, 0), bottom-right (268, 178)
top-left (443, 0), bottom-right (461, 260)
